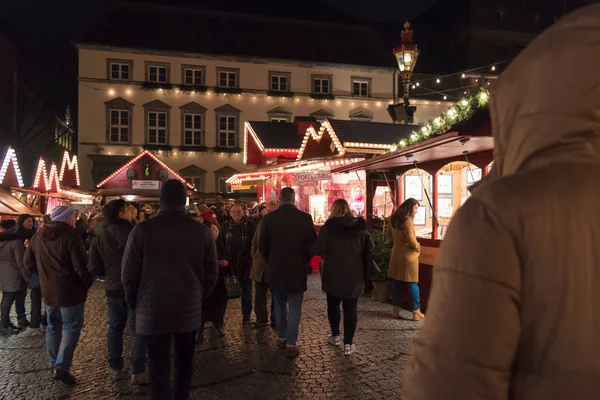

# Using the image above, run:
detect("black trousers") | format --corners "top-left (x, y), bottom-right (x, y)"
top-left (0, 292), bottom-right (18, 328)
top-left (254, 281), bottom-right (276, 324)
top-left (144, 331), bottom-right (196, 400)
top-left (326, 294), bottom-right (358, 345)
top-left (30, 288), bottom-right (42, 329)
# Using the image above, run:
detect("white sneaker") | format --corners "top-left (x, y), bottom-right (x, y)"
top-left (18, 327), bottom-right (42, 338)
top-left (327, 335), bottom-right (340, 346)
top-left (344, 344), bottom-right (355, 356)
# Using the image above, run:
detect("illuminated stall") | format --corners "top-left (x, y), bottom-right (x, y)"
top-left (230, 117), bottom-right (414, 224)
top-left (0, 147), bottom-right (42, 219)
top-left (95, 150), bottom-right (195, 213)
top-left (333, 90), bottom-right (493, 310)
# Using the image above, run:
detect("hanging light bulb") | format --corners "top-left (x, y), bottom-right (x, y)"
top-left (436, 78), bottom-right (441, 83)
top-left (491, 65), bottom-right (496, 71)
top-left (416, 82), bottom-right (420, 86)
top-left (412, 85), bottom-right (416, 89)
top-left (461, 73), bottom-right (466, 78)
top-left (443, 95), bottom-right (447, 100)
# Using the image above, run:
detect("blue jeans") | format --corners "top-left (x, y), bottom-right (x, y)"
top-left (107, 297), bottom-right (147, 374)
top-left (391, 280), bottom-right (420, 311)
top-left (46, 303), bottom-right (85, 372)
top-left (273, 292), bottom-right (304, 347)
top-left (15, 290), bottom-right (26, 322)
top-left (241, 279), bottom-right (253, 320)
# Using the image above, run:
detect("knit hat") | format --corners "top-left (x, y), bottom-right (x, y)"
top-left (50, 206), bottom-right (77, 222)
top-left (103, 199), bottom-right (126, 221)
top-left (201, 211), bottom-right (215, 224)
top-left (0, 219), bottom-right (16, 230)
top-left (160, 179), bottom-right (187, 206)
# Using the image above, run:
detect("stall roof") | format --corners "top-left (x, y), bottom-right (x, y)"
top-left (248, 121), bottom-right (304, 149)
top-left (328, 119), bottom-right (416, 145)
top-left (331, 132), bottom-right (494, 173)
top-left (0, 188), bottom-right (42, 217)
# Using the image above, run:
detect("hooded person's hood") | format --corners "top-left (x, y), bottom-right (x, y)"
top-left (484, 3), bottom-right (600, 185)
top-left (323, 215), bottom-right (366, 238)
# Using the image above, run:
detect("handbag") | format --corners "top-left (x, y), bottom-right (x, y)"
top-left (364, 232), bottom-right (381, 281)
top-left (224, 273), bottom-right (242, 299)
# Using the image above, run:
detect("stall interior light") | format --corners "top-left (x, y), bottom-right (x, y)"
top-left (96, 150), bottom-right (195, 189)
top-left (0, 147), bottom-right (24, 187)
top-left (33, 159), bottom-right (60, 192)
top-left (226, 158), bottom-right (364, 185)
top-left (58, 151), bottom-right (81, 186)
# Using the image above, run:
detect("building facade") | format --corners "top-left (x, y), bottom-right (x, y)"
top-left (76, 5), bottom-right (451, 193)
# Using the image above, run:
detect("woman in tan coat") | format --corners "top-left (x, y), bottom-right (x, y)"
top-left (387, 198), bottom-right (423, 321)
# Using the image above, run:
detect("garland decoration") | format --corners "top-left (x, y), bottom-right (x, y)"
top-left (390, 88), bottom-right (490, 152)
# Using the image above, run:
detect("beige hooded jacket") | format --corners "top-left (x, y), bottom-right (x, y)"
top-left (404, 4), bottom-right (600, 400)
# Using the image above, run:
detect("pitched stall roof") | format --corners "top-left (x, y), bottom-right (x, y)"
top-left (327, 119), bottom-right (415, 146)
top-left (0, 188), bottom-right (42, 217)
top-left (247, 122), bottom-right (304, 150)
top-left (79, 4), bottom-right (396, 69)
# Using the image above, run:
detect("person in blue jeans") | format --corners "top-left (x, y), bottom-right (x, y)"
top-left (259, 187), bottom-right (317, 358)
top-left (88, 200), bottom-right (147, 385)
top-left (24, 206), bottom-right (94, 385)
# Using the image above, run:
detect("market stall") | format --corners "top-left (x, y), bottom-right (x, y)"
top-left (0, 147), bottom-right (42, 219)
top-left (95, 150), bottom-right (195, 218)
top-left (332, 91), bottom-right (493, 310)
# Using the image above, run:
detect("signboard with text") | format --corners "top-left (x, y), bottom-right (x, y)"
top-left (132, 180), bottom-right (160, 190)
top-left (295, 171), bottom-right (332, 182)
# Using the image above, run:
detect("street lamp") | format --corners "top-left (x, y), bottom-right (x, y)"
top-left (388, 21), bottom-right (420, 124)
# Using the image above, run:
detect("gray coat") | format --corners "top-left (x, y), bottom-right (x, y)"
top-left (312, 216), bottom-right (370, 299)
top-left (121, 205), bottom-right (219, 336)
top-left (0, 231), bottom-right (27, 292)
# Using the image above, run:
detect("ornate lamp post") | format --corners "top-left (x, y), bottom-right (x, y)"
top-left (388, 21), bottom-right (420, 124)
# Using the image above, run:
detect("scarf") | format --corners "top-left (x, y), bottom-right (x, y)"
top-left (225, 219), bottom-right (251, 255)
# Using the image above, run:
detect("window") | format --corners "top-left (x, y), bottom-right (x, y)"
top-left (352, 80), bottom-right (370, 97)
top-left (217, 177), bottom-right (232, 193)
top-left (147, 111), bottom-right (167, 144)
top-left (271, 117), bottom-right (289, 123)
top-left (109, 110), bottom-right (130, 143)
top-left (271, 74), bottom-right (288, 91)
top-left (110, 62), bottom-right (130, 80)
top-left (184, 176), bottom-right (204, 192)
top-left (183, 113), bottom-right (203, 146)
top-left (218, 70), bottom-right (237, 88)
top-left (218, 116), bottom-right (236, 147)
top-left (313, 77), bottom-right (331, 94)
top-left (183, 68), bottom-right (203, 86)
top-left (147, 65), bottom-right (168, 83)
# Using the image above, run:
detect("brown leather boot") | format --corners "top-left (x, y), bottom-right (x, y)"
top-left (392, 306), bottom-right (400, 319)
top-left (413, 309), bottom-right (425, 321)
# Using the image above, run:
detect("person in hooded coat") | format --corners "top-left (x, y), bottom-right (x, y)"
top-left (0, 219), bottom-right (27, 335)
top-left (312, 199), bottom-right (371, 356)
top-left (404, 4), bottom-right (600, 399)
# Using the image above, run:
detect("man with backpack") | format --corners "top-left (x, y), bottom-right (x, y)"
top-left (88, 199), bottom-right (148, 385)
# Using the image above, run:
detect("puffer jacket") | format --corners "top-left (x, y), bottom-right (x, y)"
top-left (87, 218), bottom-right (133, 298)
top-left (23, 222), bottom-right (93, 307)
top-left (0, 230), bottom-right (27, 292)
top-left (312, 216), bottom-right (370, 299)
top-left (121, 205), bottom-right (219, 335)
top-left (404, 4), bottom-right (600, 400)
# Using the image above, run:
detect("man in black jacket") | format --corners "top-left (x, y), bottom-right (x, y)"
top-left (259, 187), bottom-right (316, 358)
top-left (122, 180), bottom-right (218, 400)
top-left (88, 199), bottom-right (148, 385)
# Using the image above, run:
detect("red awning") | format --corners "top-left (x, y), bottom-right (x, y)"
top-left (0, 188), bottom-right (42, 217)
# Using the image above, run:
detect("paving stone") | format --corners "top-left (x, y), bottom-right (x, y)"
top-left (0, 274), bottom-right (422, 399)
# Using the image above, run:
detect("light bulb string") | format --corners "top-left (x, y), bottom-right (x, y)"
top-left (411, 57), bottom-right (514, 85)
top-left (411, 82), bottom-right (484, 101)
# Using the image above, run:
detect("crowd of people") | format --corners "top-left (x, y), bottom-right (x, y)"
top-left (1, 181), bottom-right (414, 399)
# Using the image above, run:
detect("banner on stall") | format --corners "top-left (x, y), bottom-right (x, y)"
top-left (132, 180), bottom-right (160, 190)
top-left (295, 171), bottom-right (331, 182)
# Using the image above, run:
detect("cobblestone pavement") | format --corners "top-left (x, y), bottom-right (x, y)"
top-left (0, 274), bottom-right (422, 399)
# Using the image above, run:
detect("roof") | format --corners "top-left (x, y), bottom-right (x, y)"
top-left (248, 121), bottom-right (304, 149)
top-left (0, 188), bottom-right (42, 217)
top-left (78, 3), bottom-right (397, 69)
top-left (327, 119), bottom-right (416, 145)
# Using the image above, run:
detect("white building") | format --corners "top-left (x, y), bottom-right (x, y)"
top-left (76, 4), bottom-right (451, 194)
